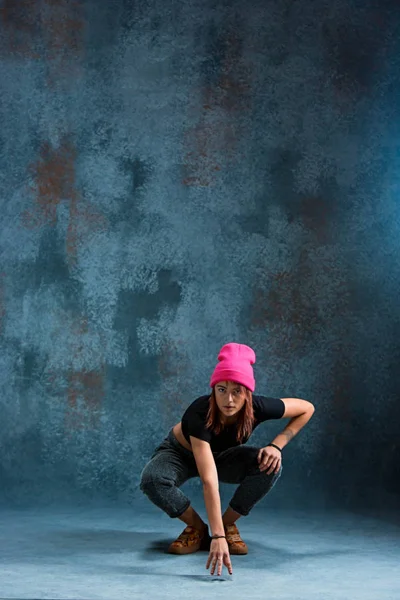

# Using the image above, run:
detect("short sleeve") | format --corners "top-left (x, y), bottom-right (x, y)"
top-left (253, 395), bottom-right (285, 422)
top-left (187, 419), bottom-right (212, 443)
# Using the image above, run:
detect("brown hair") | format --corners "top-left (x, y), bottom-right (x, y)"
top-left (205, 385), bottom-right (255, 443)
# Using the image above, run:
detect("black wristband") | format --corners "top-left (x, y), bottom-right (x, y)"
top-left (267, 443), bottom-right (282, 452)
top-left (211, 535), bottom-right (226, 540)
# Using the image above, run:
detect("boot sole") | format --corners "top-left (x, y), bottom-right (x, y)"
top-left (229, 546), bottom-right (248, 555)
top-left (168, 544), bottom-right (202, 555)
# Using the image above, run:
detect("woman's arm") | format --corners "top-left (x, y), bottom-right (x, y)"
top-left (257, 398), bottom-right (315, 474)
top-left (272, 398), bottom-right (315, 449)
top-left (202, 484), bottom-right (225, 537)
top-left (190, 436), bottom-right (225, 536)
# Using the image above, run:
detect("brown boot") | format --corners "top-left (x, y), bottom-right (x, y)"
top-left (168, 524), bottom-right (210, 555)
top-left (224, 523), bottom-right (248, 555)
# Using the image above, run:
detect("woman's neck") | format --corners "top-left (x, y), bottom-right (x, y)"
top-left (220, 414), bottom-right (237, 426)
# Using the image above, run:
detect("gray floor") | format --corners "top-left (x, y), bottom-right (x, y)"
top-left (0, 501), bottom-right (399, 600)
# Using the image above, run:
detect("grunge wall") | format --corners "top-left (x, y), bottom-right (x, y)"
top-left (0, 0), bottom-right (399, 509)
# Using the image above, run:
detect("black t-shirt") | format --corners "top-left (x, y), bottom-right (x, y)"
top-left (181, 394), bottom-right (285, 453)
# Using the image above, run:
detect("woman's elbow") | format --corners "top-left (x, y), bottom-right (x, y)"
top-left (202, 477), bottom-right (219, 490)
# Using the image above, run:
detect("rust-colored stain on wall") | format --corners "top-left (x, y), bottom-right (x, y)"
top-left (42, 0), bottom-right (85, 84)
top-left (250, 270), bottom-right (318, 360)
top-left (23, 139), bottom-right (77, 228)
top-left (250, 196), bottom-right (338, 357)
top-left (1, 0), bottom-right (41, 59)
top-left (250, 246), bottom-right (350, 362)
top-left (66, 368), bottom-right (105, 430)
top-left (1, 0), bottom-right (84, 81)
top-left (182, 31), bottom-right (251, 187)
top-left (22, 138), bottom-right (81, 265)
top-left (22, 138), bottom-right (107, 265)
top-left (65, 316), bottom-right (106, 430)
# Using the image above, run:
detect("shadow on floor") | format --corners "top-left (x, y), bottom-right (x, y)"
top-left (141, 538), bottom-right (353, 566)
top-left (3, 528), bottom-right (354, 571)
top-left (100, 564), bottom-right (231, 582)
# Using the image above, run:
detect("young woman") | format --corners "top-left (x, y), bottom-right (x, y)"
top-left (140, 343), bottom-right (315, 577)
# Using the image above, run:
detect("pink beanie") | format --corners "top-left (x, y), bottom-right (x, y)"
top-left (210, 343), bottom-right (256, 392)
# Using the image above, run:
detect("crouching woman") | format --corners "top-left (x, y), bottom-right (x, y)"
top-left (140, 343), bottom-right (315, 576)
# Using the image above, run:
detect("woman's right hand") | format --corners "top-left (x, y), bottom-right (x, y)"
top-left (206, 537), bottom-right (233, 576)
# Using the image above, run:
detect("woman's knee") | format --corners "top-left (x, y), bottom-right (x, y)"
top-left (139, 470), bottom-right (153, 494)
top-left (139, 465), bottom-right (173, 495)
top-left (262, 464), bottom-right (282, 479)
top-left (262, 465), bottom-right (282, 488)
top-left (140, 462), bottom-right (157, 492)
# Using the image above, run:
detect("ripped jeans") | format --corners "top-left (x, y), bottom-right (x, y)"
top-left (140, 429), bottom-right (282, 518)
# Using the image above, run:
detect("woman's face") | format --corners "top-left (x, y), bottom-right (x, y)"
top-left (214, 381), bottom-right (247, 422)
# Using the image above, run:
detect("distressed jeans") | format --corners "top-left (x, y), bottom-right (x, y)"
top-left (140, 429), bottom-right (282, 518)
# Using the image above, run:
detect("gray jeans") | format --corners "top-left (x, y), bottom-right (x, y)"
top-left (140, 429), bottom-right (282, 518)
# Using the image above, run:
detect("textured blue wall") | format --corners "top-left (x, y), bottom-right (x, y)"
top-left (0, 0), bottom-right (399, 509)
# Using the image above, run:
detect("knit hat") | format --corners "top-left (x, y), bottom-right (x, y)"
top-left (210, 343), bottom-right (256, 392)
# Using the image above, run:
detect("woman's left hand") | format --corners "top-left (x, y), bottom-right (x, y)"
top-left (257, 446), bottom-right (282, 474)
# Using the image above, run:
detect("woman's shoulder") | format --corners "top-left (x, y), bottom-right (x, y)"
top-left (252, 393), bottom-right (282, 403)
top-left (182, 394), bottom-right (210, 414)
top-left (189, 394), bottom-right (210, 408)
top-left (252, 394), bottom-right (285, 419)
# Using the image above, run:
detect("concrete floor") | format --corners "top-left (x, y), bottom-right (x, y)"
top-left (0, 500), bottom-right (399, 600)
